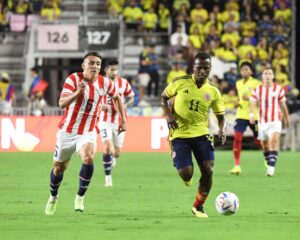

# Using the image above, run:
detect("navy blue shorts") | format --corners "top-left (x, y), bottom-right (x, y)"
top-left (234, 119), bottom-right (258, 137)
top-left (171, 135), bottom-right (214, 170)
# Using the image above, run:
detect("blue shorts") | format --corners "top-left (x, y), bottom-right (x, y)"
top-left (171, 135), bottom-right (214, 170)
top-left (234, 119), bottom-right (258, 137)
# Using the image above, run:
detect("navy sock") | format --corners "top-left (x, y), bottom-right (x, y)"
top-left (268, 151), bottom-right (278, 167)
top-left (50, 169), bottom-right (63, 197)
top-left (77, 164), bottom-right (94, 196)
top-left (103, 154), bottom-right (113, 176)
top-left (264, 151), bottom-right (271, 164)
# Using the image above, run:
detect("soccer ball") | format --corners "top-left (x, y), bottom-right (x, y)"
top-left (215, 192), bottom-right (239, 215)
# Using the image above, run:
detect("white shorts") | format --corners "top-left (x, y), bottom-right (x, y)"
top-left (258, 121), bottom-right (282, 141)
top-left (99, 121), bottom-right (125, 148)
top-left (54, 130), bottom-right (97, 162)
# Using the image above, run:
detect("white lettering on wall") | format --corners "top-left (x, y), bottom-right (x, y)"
top-left (151, 119), bottom-right (169, 149)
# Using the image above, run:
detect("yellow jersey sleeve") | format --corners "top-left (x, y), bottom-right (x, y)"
top-left (211, 87), bottom-right (225, 115)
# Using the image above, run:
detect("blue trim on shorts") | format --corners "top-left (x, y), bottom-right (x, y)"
top-left (171, 135), bottom-right (215, 170)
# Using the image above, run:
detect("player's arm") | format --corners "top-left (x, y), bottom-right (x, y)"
top-left (161, 89), bottom-right (178, 129)
top-left (279, 101), bottom-right (291, 128)
top-left (124, 95), bottom-right (134, 108)
top-left (249, 89), bottom-right (257, 124)
top-left (113, 95), bottom-right (127, 133)
top-left (59, 81), bottom-right (85, 109)
top-left (216, 114), bottom-right (226, 145)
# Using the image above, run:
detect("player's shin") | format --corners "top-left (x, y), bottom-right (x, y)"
top-left (103, 154), bottom-right (113, 176)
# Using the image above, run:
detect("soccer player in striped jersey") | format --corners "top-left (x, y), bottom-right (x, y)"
top-left (230, 61), bottom-right (261, 175)
top-left (45, 52), bottom-right (127, 215)
top-left (161, 52), bottom-right (226, 218)
top-left (250, 67), bottom-right (290, 176)
top-left (99, 58), bottom-right (134, 187)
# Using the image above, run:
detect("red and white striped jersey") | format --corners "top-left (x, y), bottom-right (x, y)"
top-left (250, 83), bottom-right (286, 123)
top-left (58, 72), bottom-right (116, 135)
top-left (99, 76), bottom-right (134, 124)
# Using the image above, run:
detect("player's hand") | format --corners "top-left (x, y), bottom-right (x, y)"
top-left (218, 130), bottom-right (226, 145)
top-left (101, 104), bottom-right (108, 111)
top-left (118, 121), bottom-right (127, 135)
top-left (284, 117), bottom-right (291, 128)
top-left (166, 115), bottom-right (178, 129)
top-left (75, 81), bottom-right (86, 96)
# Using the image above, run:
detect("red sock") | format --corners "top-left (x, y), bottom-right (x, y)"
top-left (233, 131), bottom-right (243, 166)
top-left (193, 191), bottom-right (208, 207)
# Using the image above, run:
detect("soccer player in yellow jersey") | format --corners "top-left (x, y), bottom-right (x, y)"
top-left (230, 61), bottom-right (261, 174)
top-left (161, 52), bottom-right (226, 218)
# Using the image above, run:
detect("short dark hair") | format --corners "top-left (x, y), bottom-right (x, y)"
top-left (239, 60), bottom-right (253, 72)
top-left (31, 66), bottom-right (39, 72)
top-left (104, 58), bottom-right (119, 68)
top-left (194, 51), bottom-right (211, 61)
top-left (83, 51), bottom-right (102, 61)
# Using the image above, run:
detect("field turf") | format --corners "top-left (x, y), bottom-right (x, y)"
top-left (0, 151), bottom-right (299, 240)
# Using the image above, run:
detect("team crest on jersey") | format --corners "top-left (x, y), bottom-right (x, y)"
top-left (204, 93), bottom-right (211, 101)
top-left (172, 151), bottom-right (176, 158)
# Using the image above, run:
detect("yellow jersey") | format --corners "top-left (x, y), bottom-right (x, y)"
top-left (235, 77), bottom-right (261, 120)
top-left (165, 75), bottom-right (225, 140)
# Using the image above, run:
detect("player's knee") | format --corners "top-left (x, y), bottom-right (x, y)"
top-left (202, 162), bottom-right (213, 178)
top-left (82, 154), bottom-right (94, 165)
top-left (178, 167), bottom-right (193, 181)
top-left (53, 162), bottom-right (67, 175)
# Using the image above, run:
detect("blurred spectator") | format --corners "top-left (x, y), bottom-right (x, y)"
top-left (0, 72), bottom-right (15, 115)
top-left (274, 0), bottom-right (292, 23)
top-left (14, 0), bottom-right (29, 14)
top-left (40, 0), bottom-right (61, 21)
top-left (166, 61), bottom-right (187, 85)
top-left (258, 3), bottom-right (274, 19)
top-left (272, 24), bottom-right (289, 45)
top-left (29, 0), bottom-right (44, 14)
top-left (238, 37), bottom-right (256, 60)
top-left (0, 1), bottom-right (8, 32)
top-left (205, 24), bottom-right (221, 44)
top-left (28, 66), bottom-right (48, 115)
top-left (204, 12), bottom-right (223, 36)
top-left (223, 13), bottom-right (240, 33)
top-left (174, 2), bottom-right (190, 24)
top-left (140, 0), bottom-right (156, 11)
top-left (122, 0), bottom-right (143, 31)
top-left (170, 25), bottom-right (188, 47)
top-left (240, 15), bottom-right (256, 39)
top-left (216, 40), bottom-right (238, 63)
top-left (256, 36), bottom-right (272, 61)
top-left (211, 4), bottom-right (223, 22)
top-left (190, 2), bottom-right (208, 23)
top-left (107, 0), bottom-right (124, 19)
top-left (221, 1), bottom-right (240, 23)
top-left (188, 25), bottom-right (204, 51)
top-left (223, 88), bottom-right (239, 111)
top-left (126, 76), bottom-right (140, 106)
top-left (221, 25), bottom-right (241, 47)
top-left (146, 43), bottom-right (160, 97)
top-left (142, 5), bottom-right (157, 32)
top-left (157, 2), bottom-right (170, 33)
top-left (224, 66), bottom-right (239, 87)
top-left (172, 0), bottom-right (190, 12)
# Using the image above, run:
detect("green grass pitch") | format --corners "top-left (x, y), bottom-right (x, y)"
top-left (0, 151), bottom-right (299, 240)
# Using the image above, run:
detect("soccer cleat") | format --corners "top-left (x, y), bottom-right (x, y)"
top-left (230, 165), bottom-right (241, 175)
top-left (184, 178), bottom-right (193, 186)
top-left (104, 175), bottom-right (113, 187)
top-left (192, 205), bottom-right (208, 218)
top-left (266, 166), bottom-right (275, 177)
top-left (45, 195), bottom-right (58, 215)
top-left (74, 194), bottom-right (84, 212)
